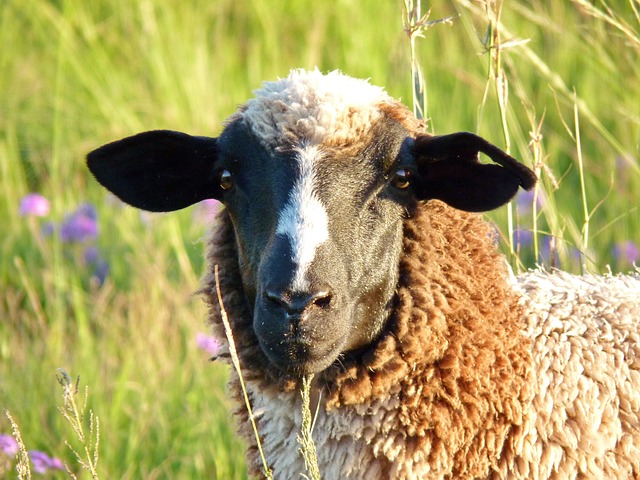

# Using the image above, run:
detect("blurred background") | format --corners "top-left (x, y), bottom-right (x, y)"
top-left (1, 0), bottom-right (638, 477)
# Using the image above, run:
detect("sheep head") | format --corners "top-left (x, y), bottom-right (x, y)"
top-left (87, 70), bottom-right (536, 377)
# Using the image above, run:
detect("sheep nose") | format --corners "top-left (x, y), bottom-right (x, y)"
top-left (264, 288), bottom-right (333, 315)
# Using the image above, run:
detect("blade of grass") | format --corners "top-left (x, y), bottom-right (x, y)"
top-left (402, 1), bottom-right (456, 125)
top-left (5, 411), bottom-right (31, 479)
top-left (297, 375), bottom-right (320, 480)
top-left (213, 265), bottom-right (273, 480)
top-left (56, 371), bottom-right (100, 479)
top-left (571, 91), bottom-right (590, 272)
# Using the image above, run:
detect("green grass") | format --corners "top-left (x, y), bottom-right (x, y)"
top-left (1, 0), bottom-right (638, 477)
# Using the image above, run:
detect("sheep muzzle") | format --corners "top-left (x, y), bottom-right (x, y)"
top-left (253, 287), bottom-right (350, 376)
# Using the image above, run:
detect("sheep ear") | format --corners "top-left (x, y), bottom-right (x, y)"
top-left (412, 132), bottom-right (537, 212)
top-left (87, 130), bottom-right (221, 212)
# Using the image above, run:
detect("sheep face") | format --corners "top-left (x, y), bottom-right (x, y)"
top-left (213, 116), bottom-right (412, 375)
top-left (87, 70), bottom-right (536, 377)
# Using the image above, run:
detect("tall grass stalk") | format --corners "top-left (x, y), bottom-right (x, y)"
top-left (402, 1), bottom-right (455, 124)
top-left (528, 112), bottom-right (545, 264)
top-left (403, 1), bottom-right (428, 122)
top-left (5, 411), bottom-right (31, 479)
top-left (297, 375), bottom-right (320, 480)
top-left (479, 0), bottom-right (521, 266)
top-left (56, 370), bottom-right (100, 479)
top-left (553, 89), bottom-right (614, 272)
top-left (571, 93), bottom-right (590, 272)
top-left (213, 265), bottom-right (273, 480)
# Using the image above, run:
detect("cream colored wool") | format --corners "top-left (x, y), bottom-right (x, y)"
top-left (496, 270), bottom-right (640, 479)
top-left (236, 68), bottom-right (390, 149)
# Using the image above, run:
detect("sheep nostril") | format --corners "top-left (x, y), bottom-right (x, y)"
top-left (263, 289), bottom-right (333, 314)
top-left (312, 291), bottom-right (332, 310)
top-left (265, 290), bottom-right (289, 310)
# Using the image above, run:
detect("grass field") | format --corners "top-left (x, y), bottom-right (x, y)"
top-left (1, 0), bottom-right (639, 477)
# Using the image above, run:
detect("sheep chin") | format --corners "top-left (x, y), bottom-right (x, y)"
top-left (253, 314), bottom-right (351, 378)
top-left (260, 339), bottom-right (345, 378)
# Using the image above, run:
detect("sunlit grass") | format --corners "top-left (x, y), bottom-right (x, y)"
top-left (1, 0), bottom-right (639, 477)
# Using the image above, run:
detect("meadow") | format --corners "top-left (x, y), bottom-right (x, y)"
top-left (1, 0), bottom-right (638, 477)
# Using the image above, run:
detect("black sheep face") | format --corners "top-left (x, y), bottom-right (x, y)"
top-left (86, 70), bottom-right (535, 377)
top-left (212, 116), bottom-right (412, 375)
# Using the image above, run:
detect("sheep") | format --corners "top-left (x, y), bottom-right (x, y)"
top-left (86, 69), bottom-right (640, 479)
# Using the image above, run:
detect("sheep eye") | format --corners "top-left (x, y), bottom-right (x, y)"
top-left (391, 168), bottom-right (412, 189)
top-left (219, 170), bottom-right (234, 190)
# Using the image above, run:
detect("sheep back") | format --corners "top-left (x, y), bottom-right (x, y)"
top-left (496, 269), bottom-right (640, 478)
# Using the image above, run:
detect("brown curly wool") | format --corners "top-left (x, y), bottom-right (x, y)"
top-left (201, 200), bottom-right (535, 478)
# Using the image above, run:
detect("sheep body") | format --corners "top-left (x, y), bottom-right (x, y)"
top-left (508, 269), bottom-right (640, 478)
top-left (205, 200), bottom-right (640, 479)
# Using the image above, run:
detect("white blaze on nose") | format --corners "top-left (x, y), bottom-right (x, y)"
top-left (276, 146), bottom-right (329, 291)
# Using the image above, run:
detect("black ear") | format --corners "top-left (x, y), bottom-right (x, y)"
top-left (412, 132), bottom-right (537, 212)
top-left (87, 130), bottom-right (221, 212)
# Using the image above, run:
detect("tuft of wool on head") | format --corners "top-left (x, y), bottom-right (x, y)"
top-left (236, 68), bottom-right (395, 149)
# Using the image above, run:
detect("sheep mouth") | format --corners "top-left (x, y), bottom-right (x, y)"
top-left (262, 337), bottom-right (344, 377)
top-left (253, 313), bottom-right (347, 376)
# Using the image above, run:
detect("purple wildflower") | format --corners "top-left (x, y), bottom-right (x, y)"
top-left (83, 246), bottom-right (110, 285)
top-left (196, 332), bottom-right (221, 357)
top-left (516, 189), bottom-right (544, 215)
top-left (19, 193), bottom-right (50, 217)
top-left (28, 450), bottom-right (64, 474)
top-left (49, 456), bottom-right (64, 470)
top-left (30, 451), bottom-right (49, 473)
top-left (613, 240), bottom-right (639, 265)
top-left (513, 228), bottom-right (533, 247)
top-left (60, 203), bottom-right (98, 242)
top-left (0, 434), bottom-right (18, 457)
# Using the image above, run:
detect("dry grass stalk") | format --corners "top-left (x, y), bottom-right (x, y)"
top-left (527, 110), bottom-right (545, 263)
top-left (56, 370), bottom-right (100, 479)
top-left (572, 0), bottom-right (640, 48)
top-left (297, 375), bottom-right (321, 480)
top-left (402, 0), bottom-right (455, 123)
top-left (480, 0), bottom-right (519, 262)
top-left (213, 265), bottom-right (273, 480)
top-left (5, 410), bottom-right (31, 479)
